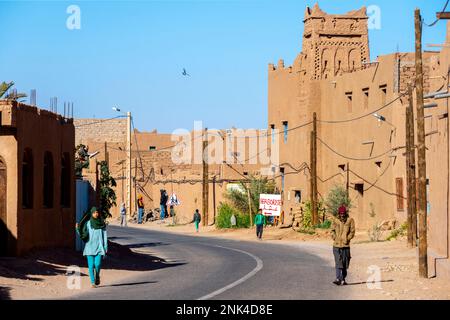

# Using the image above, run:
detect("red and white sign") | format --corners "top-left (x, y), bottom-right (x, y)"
top-left (259, 194), bottom-right (282, 216)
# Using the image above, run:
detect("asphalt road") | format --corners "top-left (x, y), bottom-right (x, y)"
top-left (71, 225), bottom-right (342, 300)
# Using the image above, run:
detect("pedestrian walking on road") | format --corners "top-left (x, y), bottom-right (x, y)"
top-left (76, 207), bottom-right (108, 288)
top-left (120, 203), bottom-right (127, 227)
top-left (329, 205), bottom-right (355, 286)
top-left (192, 209), bottom-right (201, 232)
top-left (254, 209), bottom-right (266, 240)
top-left (137, 194), bottom-right (144, 224)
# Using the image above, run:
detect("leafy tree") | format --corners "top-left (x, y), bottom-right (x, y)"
top-left (324, 184), bottom-right (352, 217)
top-left (0, 81), bottom-right (27, 101)
top-left (98, 161), bottom-right (117, 219)
top-left (224, 176), bottom-right (277, 218)
top-left (216, 203), bottom-right (250, 229)
top-left (302, 199), bottom-right (325, 229)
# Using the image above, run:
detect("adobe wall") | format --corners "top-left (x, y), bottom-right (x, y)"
top-left (14, 102), bottom-right (76, 255)
top-left (0, 101), bottom-right (19, 255)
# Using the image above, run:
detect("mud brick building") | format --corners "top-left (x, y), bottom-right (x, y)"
top-left (0, 100), bottom-right (75, 256)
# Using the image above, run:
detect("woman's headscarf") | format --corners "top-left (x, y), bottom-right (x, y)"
top-left (89, 206), bottom-right (106, 229)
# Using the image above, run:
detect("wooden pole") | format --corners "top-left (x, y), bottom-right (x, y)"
top-left (202, 128), bottom-right (209, 226)
top-left (310, 112), bottom-right (318, 226)
top-left (247, 186), bottom-right (253, 227)
top-left (415, 9), bottom-right (428, 278)
top-left (346, 162), bottom-right (350, 198)
top-left (104, 141), bottom-right (109, 168)
top-left (212, 175), bottom-right (216, 225)
top-left (406, 88), bottom-right (418, 248)
top-left (134, 158), bottom-right (138, 216)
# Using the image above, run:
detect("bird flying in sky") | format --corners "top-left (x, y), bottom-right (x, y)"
top-left (182, 68), bottom-right (190, 76)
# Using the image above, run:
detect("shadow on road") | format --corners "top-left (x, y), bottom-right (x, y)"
top-left (0, 286), bottom-right (11, 300)
top-left (345, 279), bottom-right (394, 286)
top-left (102, 281), bottom-right (157, 288)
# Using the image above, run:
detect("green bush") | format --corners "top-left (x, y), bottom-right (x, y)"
top-left (303, 200), bottom-right (325, 229)
top-left (386, 222), bottom-right (408, 241)
top-left (325, 184), bottom-right (352, 217)
top-left (217, 203), bottom-right (251, 229)
top-left (316, 220), bottom-right (332, 229)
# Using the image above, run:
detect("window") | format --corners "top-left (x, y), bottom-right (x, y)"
top-left (270, 124), bottom-right (275, 144)
top-left (149, 146), bottom-right (156, 151)
top-left (282, 121), bottom-right (288, 143)
top-left (355, 183), bottom-right (364, 196)
top-left (380, 85), bottom-right (387, 106)
top-left (22, 148), bottom-right (33, 209)
top-left (396, 178), bottom-right (404, 211)
top-left (345, 92), bottom-right (353, 113)
top-left (294, 190), bottom-right (301, 203)
top-left (43, 152), bottom-right (54, 208)
top-left (362, 88), bottom-right (369, 110)
top-left (280, 167), bottom-right (285, 193)
top-left (60, 152), bottom-right (71, 207)
top-left (243, 172), bottom-right (248, 176)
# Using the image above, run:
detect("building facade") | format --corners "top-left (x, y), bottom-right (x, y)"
top-left (0, 100), bottom-right (76, 256)
top-left (269, 4), bottom-right (450, 278)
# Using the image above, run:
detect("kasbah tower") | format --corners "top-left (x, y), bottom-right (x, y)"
top-left (268, 2), bottom-right (449, 234)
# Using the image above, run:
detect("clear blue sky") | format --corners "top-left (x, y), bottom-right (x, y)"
top-left (0, 0), bottom-right (448, 132)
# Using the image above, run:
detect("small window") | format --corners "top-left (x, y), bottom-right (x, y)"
top-left (270, 124), bottom-right (275, 144)
top-left (345, 92), bottom-right (353, 113)
top-left (243, 172), bottom-right (248, 176)
top-left (149, 146), bottom-right (156, 151)
top-left (280, 167), bottom-right (285, 193)
top-left (362, 88), bottom-right (369, 109)
top-left (294, 190), bottom-right (301, 203)
top-left (282, 121), bottom-right (288, 143)
top-left (396, 178), bottom-right (404, 211)
top-left (380, 85), bottom-right (387, 106)
top-left (355, 183), bottom-right (364, 196)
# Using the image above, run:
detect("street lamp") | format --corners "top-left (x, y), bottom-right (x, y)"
top-left (113, 107), bottom-right (132, 223)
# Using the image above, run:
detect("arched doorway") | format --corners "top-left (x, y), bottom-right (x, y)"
top-left (0, 157), bottom-right (7, 255)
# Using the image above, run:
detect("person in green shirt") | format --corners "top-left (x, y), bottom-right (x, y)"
top-left (192, 209), bottom-right (201, 233)
top-left (254, 209), bottom-right (266, 240)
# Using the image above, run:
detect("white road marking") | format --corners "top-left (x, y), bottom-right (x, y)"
top-left (197, 244), bottom-right (263, 300)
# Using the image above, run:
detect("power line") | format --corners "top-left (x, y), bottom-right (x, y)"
top-left (317, 90), bottom-right (408, 124)
top-left (423, 0), bottom-right (449, 27)
top-left (74, 115), bottom-right (126, 128)
top-left (316, 136), bottom-right (394, 161)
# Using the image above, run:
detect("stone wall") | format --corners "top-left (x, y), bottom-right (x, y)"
top-left (74, 118), bottom-right (127, 145)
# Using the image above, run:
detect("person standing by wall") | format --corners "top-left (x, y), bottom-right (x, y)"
top-left (120, 203), bottom-right (127, 227)
top-left (192, 209), bottom-right (201, 233)
top-left (76, 207), bottom-right (108, 288)
top-left (254, 209), bottom-right (266, 240)
top-left (330, 205), bottom-right (355, 286)
top-left (159, 189), bottom-right (168, 222)
top-left (137, 194), bottom-right (144, 224)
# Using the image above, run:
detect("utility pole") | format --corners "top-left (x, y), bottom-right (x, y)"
top-left (247, 186), bottom-right (253, 227)
top-left (406, 87), bottom-right (418, 248)
top-left (415, 9), bottom-right (428, 278)
top-left (346, 162), bottom-right (350, 198)
top-left (134, 158), bottom-right (138, 215)
top-left (310, 112), bottom-right (318, 226)
top-left (126, 111), bottom-right (132, 222)
top-left (104, 141), bottom-right (109, 168)
top-left (202, 128), bottom-right (209, 226)
top-left (212, 175), bottom-right (216, 225)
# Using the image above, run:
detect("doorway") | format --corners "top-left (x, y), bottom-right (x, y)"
top-left (0, 157), bottom-right (7, 255)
